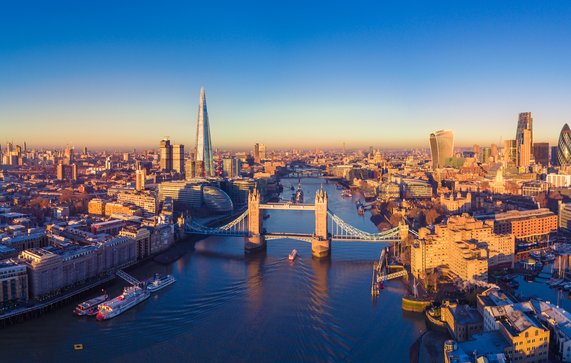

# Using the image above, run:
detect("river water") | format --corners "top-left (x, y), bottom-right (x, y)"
top-left (0, 178), bottom-right (425, 363)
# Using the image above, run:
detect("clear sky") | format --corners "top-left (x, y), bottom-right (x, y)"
top-left (1, 1), bottom-right (570, 150)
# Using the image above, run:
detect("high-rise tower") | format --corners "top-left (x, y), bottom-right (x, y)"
top-left (557, 124), bottom-right (571, 168)
top-left (429, 130), bottom-right (454, 170)
top-left (194, 87), bottom-right (213, 177)
top-left (515, 112), bottom-right (533, 168)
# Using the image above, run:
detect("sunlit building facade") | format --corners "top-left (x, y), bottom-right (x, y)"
top-left (429, 130), bottom-right (454, 170)
top-left (557, 123), bottom-right (571, 168)
top-left (194, 87), bottom-right (213, 177)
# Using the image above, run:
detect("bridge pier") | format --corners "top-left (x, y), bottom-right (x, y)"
top-left (245, 235), bottom-right (266, 253)
top-left (311, 236), bottom-right (331, 258)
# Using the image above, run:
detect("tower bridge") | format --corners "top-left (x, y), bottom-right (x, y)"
top-left (185, 186), bottom-right (412, 258)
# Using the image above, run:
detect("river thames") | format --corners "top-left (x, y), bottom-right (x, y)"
top-left (0, 178), bottom-right (425, 362)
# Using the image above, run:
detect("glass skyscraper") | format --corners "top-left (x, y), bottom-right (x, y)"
top-left (429, 130), bottom-right (454, 170)
top-left (194, 87), bottom-right (213, 177)
top-left (557, 123), bottom-right (571, 167)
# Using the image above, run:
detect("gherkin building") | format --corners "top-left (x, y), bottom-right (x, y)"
top-left (557, 123), bottom-right (571, 167)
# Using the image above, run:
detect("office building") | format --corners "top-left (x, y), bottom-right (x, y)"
top-left (493, 208), bottom-right (557, 243)
top-left (222, 157), bottom-right (241, 178)
top-left (160, 139), bottom-right (173, 171)
top-left (172, 144), bottom-right (185, 174)
top-left (117, 191), bottom-right (157, 215)
top-left (254, 143), bottom-right (266, 163)
top-left (557, 123), bottom-right (571, 168)
top-left (135, 168), bottom-right (146, 191)
top-left (429, 130), bottom-right (454, 169)
top-left (547, 173), bottom-right (571, 188)
top-left (194, 87), bottom-right (213, 177)
top-left (158, 181), bottom-right (233, 212)
top-left (504, 139), bottom-right (517, 165)
top-left (0, 260), bottom-right (28, 305)
top-left (56, 162), bottom-right (77, 181)
top-left (516, 112), bottom-right (533, 168)
top-left (532, 142), bottom-right (549, 166)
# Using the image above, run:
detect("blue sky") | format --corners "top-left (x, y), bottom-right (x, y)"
top-left (1, 1), bottom-right (570, 150)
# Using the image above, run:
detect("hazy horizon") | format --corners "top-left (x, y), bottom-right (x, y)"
top-left (2, 1), bottom-right (570, 149)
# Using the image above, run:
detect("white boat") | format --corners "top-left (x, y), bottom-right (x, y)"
top-left (289, 249), bottom-right (298, 261)
top-left (96, 286), bottom-right (150, 320)
top-left (74, 293), bottom-right (108, 316)
top-left (146, 274), bottom-right (176, 292)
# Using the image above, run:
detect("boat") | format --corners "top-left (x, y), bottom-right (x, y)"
top-left (341, 190), bottom-right (352, 198)
top-left (292, 183), bottom-right (304, 203)
top-left (289, 249), bottom-right (298, 261)
top-left (74, 292), bottom-right (109, 316)
top-left (96, 286), bottom-right (150, 320)
top-left (146, 274), bottom-right (176, 293)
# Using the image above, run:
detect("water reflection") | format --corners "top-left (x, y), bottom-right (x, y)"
top-left (0, 178), bottom-right (425, 363)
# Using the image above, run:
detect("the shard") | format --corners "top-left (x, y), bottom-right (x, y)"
top-left (194, 87), bottom-right (213, 176)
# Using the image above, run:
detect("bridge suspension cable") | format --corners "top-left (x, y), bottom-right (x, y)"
top-left (185, 209), bottom-right (249, 235)
top-left (327, 210), bottom-right (401, 242)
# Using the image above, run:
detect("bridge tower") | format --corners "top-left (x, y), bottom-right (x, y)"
top-left (245, 187), bottom-right (266, 253)
top-left (312, 185), bottom-right (331, 258)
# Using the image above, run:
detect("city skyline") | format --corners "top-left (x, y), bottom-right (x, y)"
top-left (2, 1), bottom-right (571, 149)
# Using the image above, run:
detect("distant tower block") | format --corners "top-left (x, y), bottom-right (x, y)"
top-left (312, 186), bottom-right (331, 258)
top-left (245, 187), bottom-right (266, 252)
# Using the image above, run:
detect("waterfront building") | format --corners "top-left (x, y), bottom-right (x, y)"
top-left (160, 138), bottom-right (173, 171)
top-left (19, 248), bottom-right (64, 298)
top-left (532, 300), bottom-right (571, 362)
top-left (149, 224), bottom-right (174, 254)
top-left (493, 208), bottom-right (557, 243)
top-left (558, 202), bottom-right (571, 231)
top-left (158, 181), bottom-right (203, 210)
top-left (546, 173), bottom-right (571, 188)
top-left (158, 181), bottom-right (232, 212)
top-left (429, 130), bottom-right (454, 170)
top-left (0, 260), bottom-right (28, 305)
top-left (516, 112), bottom-right (533, 169)
top-left (225, 178), bottom-right (258, 206)
top-left (441, 302), bottom-right (483, 342)
top-left (172, 144), bottom-right (185, 174)
top-left (444, 332), bottom-right (510, 363)
top-left (119, 226), bottom-right (151, 260)
top-left (411, 215), bottom-right (515, 282)
top-left (532, 142), bottom-right (549, 166)
top-left (194, 87), bottom-right (213, 177)
top-left (557, 123), bottom-right (571, 168)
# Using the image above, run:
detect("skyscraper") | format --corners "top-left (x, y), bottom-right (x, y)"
top-left (429, 130), bottom-right (454, 170)
top-left (533, 142), bottom-right (549, 166)
top-left (504, 139), bottom-right (517, 165)
top-left (254, 143), bottom-right (266, 163)
top-left (172, 144), bottom-right (185, 174)
top-left (557, 124), bottom-right (571, 168)
top-left (194, 87), bottom-right (213, 177)
top-left (515, 112), bottom-right (533, 168)
top-left (160, 138), bottom-right (173, 171)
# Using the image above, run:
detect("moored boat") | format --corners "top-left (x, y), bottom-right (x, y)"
top-left (74, 293), bottom-right (109, 316)
top-left (289, 249), bottom-right (298, 261)
top-left (96, 286), bottom-right (150, 320)
top-left (146, 274), bottom-right (176, 292)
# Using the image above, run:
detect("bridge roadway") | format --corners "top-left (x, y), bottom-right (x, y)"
top-left (259, 203), bottom-right (315, 211)
top-left (264, 232), bottom-right (401, 243)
